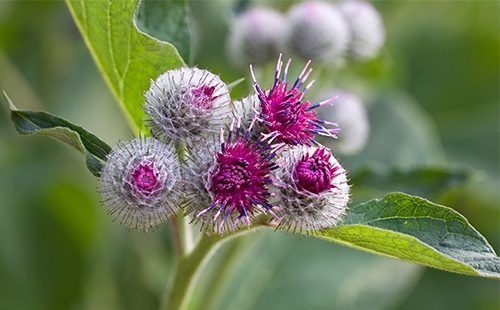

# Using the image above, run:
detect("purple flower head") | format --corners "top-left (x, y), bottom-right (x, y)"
top-left (293, 147), bottom-right (339, 194)
top-left (100, 138), bottom-right (182, 232)
top-left (272, 146), bottom-right (350, 232)
top-left (130, 163), bottom-right (161, 194)
top-left (184, 120), bottom-right (277, 234)
top-left (145, 68), bottom-right (232, 142)
top-left (250, 55), bottom-right (340, 147)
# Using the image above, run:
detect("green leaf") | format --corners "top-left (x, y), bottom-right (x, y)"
top-left (4, 92), bottom-right (111, 177)
top-left (136, 0), bottom-right (192, 64)
top-left (227, 78), bottom-right (245, 91)
top-left (314, 193), bottom-right (500, 279)
top-left (65, 0), bottom-right (186, 134)
top-left (350, 165), bottom-right (471, 203)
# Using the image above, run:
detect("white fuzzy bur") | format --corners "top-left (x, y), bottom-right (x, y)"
top-left (285, 1), bottom-right (351, 62)
top-left (227, 7), bottom-right (287, 68)
top-left (99, 138), bottom-right (182, 232)
top-left (317, 90), bottom-right (369, 155)
top-left (272, 146), bottom-right (350, 232)
top-left (339, 0), bottom-right (385, 61)
top-left (144, 68), bottom-right (232, 142)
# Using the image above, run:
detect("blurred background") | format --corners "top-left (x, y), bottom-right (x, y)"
top-left (0, 0), bottom-right (498, 309)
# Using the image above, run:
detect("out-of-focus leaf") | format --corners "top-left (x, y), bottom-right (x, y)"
top-left (136, 0), bottom-right (192, 64)
top-left (65, 0), bottom-right (185, 134)
top-left (214, 232), bottom-right (421, 310)
top-left (312, 193), bottom-right (500, 278)
top-left (351, 165), bottom-right (472, 202)
top-left (4, 92), bottom-right (111, 176)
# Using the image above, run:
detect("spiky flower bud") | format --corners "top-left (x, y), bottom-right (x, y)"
top-left (232, 94), bottom-right (261, 136)
top-left (317, 90), bottom-right (369, 154)
top-left (227, 7), bottom-right (286, 68)
top-left (285, 1), bottom-right (350, 62)
top-left (99, 138), bottom-right (182, 232)
top-left (145, 68), bottom-right (232, 142)
top-left (250, 55), bottom-right (340, 147)
top-left (272, 146), bottom-right (350, 232)
top-left (184, 121), bottom-right (276, 234)
top-left (338, 0), bottom-right (385, 61)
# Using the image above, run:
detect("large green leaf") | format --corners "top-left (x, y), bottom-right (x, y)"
top-left (65, 0), bottom-right (186, 134)
top-left (4, 92), bottom-right (111, 177)
top-left (314, 193), bottom-right (499, 279)
top-left (136, 0), bottom-right (192, 64)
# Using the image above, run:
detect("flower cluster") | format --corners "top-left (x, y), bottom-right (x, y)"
top-left (100, 56), bottom-right (350, 234)
top-left (226, 0), bottom-right (385, 68)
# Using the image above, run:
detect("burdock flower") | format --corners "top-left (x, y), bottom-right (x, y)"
top-left (317, 90), bottom-right (369, 155)
top-left (338, 0), bottom-right (385, 61)
top-left (227, 7), bottom-right (286, 68)
top-left (99, 138), bottom-right (182, 232)
top-left (184, 121), bottom-right (277, 234)
top-left (284, 1), bottom-right (350, 62)
top-left (272, 146), bottom-right (350, 232)
top-left (144, 68), bottom-right (232, 142)
top-left (250, 54), bottom-right (340, 147)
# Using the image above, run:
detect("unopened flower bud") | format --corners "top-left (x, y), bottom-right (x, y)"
top-left (227, 7), bottom-right (286, 68)
top-left (99, 138), bottom-right (182, 232)
top-left (272, 146), bottom-right (350, 232)
top-left (317, 90), bottom-right (369, 154)
top-left (145, 68), bottom-right (232, 142)
top-left (338, 0), bottom-right (385, 61)
top-left (285, 1), bottom-right (350, 62)
top-left (232, 94), bottom-right (261, 136)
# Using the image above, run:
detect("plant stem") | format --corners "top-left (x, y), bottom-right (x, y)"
top-left (162, 217), bottom-right (269, 310)
top-left (163, 233), bottom-right (222, 310)
top-left (202, 234), bottom-right (257, 310)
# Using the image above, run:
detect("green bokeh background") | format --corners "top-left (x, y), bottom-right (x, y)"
top-left (0, 1), bottom-right (498, 309)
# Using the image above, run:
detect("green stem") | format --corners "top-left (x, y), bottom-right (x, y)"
top-left (164, 234), bottom-right (221, 310)
top-left (162, 217), bottom-right (269, 310)
top-left (203, 235), bottom-right (257, 310)
top-left (170, 213), bottom-right (193, 258)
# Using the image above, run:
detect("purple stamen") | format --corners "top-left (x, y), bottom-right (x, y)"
top-left (249, 57), bottom-right (339, 146)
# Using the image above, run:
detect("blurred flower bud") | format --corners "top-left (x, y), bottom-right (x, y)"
top-left (317, 90), bottom-right (369, 155)
top-left (338, 0), bottom-right (385, 61)
top-left (100, 138), bottom-right (182, 232)
top-left (227, 7), bottom-right (286, 68)
top-left (145, 68), bottom-right (232, 142)
top-left (272, 146), bottom-right (350, 231)
top-left (285, 1), bottom-right (350, 62)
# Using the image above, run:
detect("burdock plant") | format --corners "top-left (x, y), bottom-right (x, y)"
top-left (3, 1), bottom-right (499, 310)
